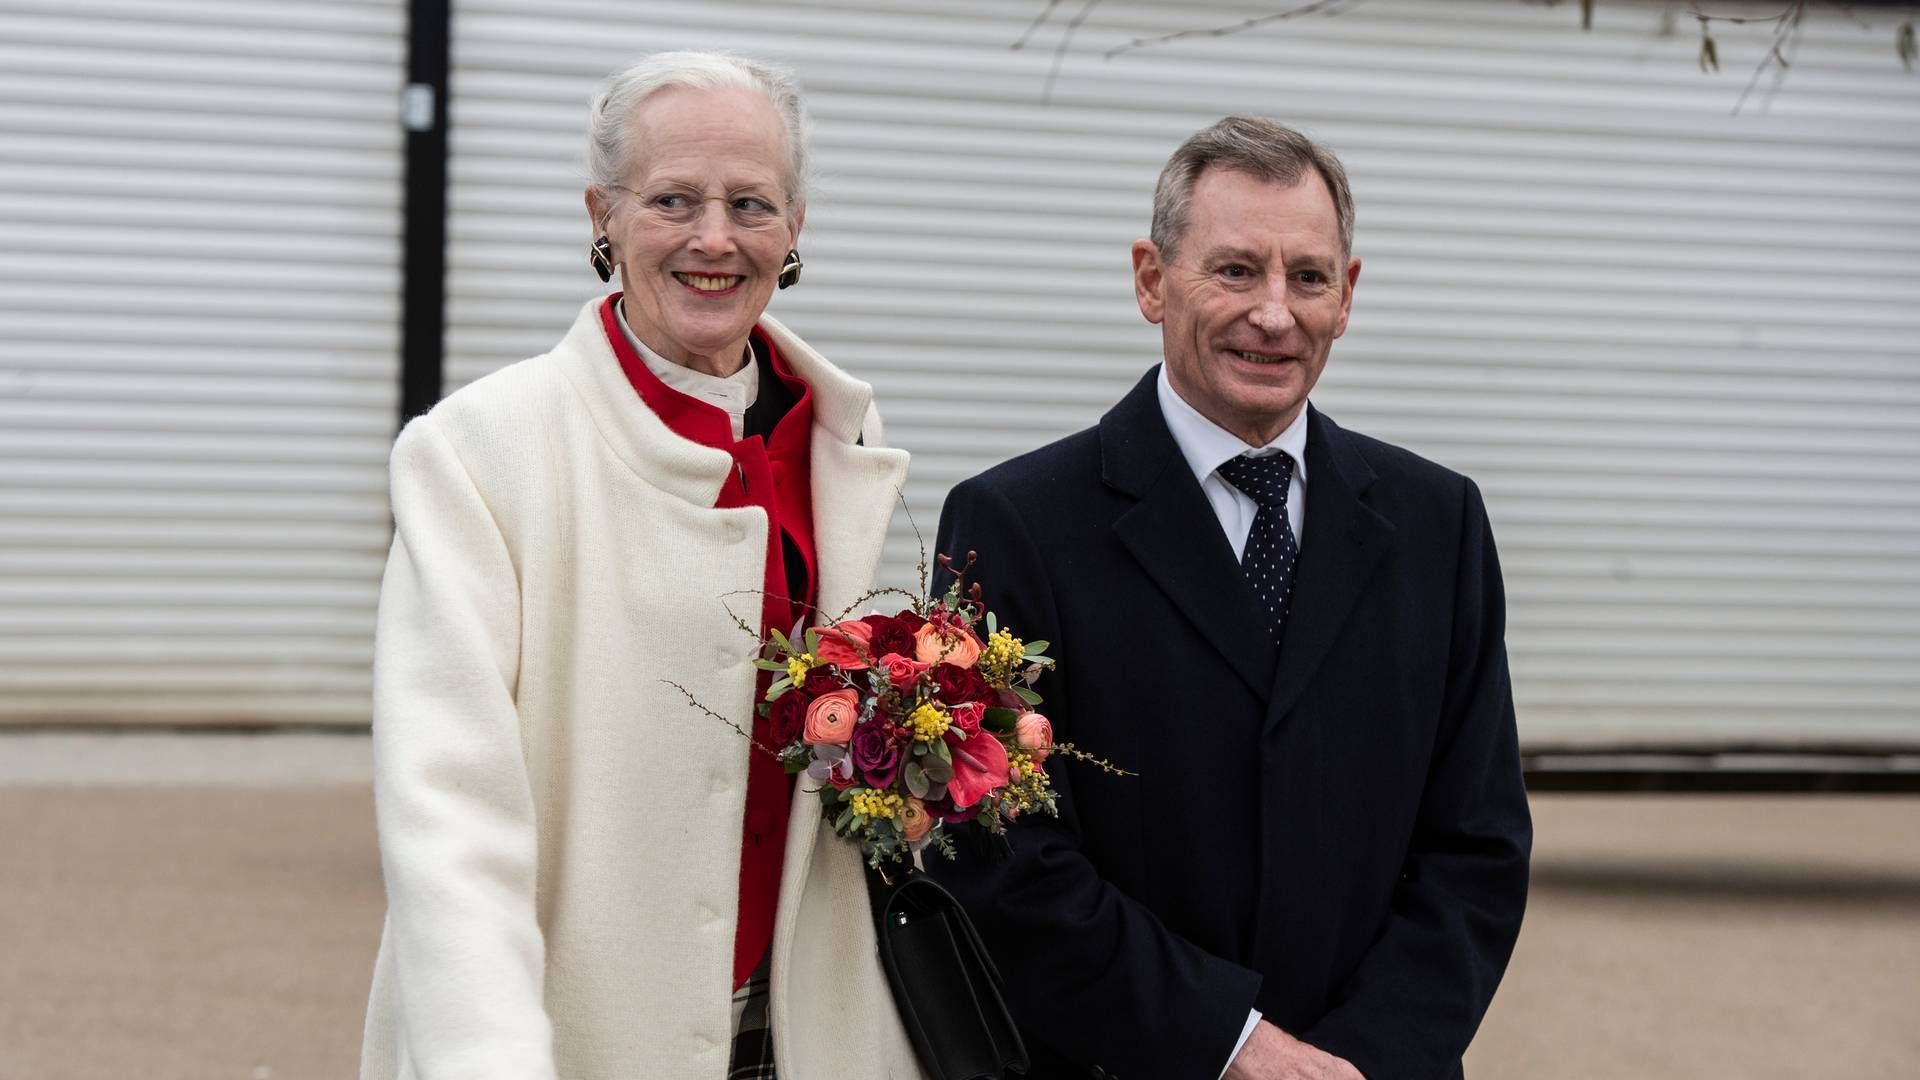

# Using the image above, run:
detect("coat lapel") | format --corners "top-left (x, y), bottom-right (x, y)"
top-left (755, 314), bottom-right (910, 622)
top-left (756, 315), bottom-right (911, 1066)
top-left (1266, 408), bottom-right (1394, 727)
top-left (1103, 369), bottom-right (1276, 698)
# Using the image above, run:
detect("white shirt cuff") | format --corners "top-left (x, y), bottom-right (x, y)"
top-left (1219, 1009), bottom-right (1263, 1079)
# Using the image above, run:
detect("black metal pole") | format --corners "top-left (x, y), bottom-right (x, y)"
top-left (398, 0), bottom-right (451, 426)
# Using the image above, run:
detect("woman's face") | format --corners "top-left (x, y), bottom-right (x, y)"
top-left (588, 85), bottom-right (803, 376)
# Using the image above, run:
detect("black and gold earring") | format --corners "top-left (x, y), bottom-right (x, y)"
top-left (588, 235), bottom-right (615, 282)
top-left (777, 248), bottom-right (803, 290)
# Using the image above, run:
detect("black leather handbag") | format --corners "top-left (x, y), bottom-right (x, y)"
top-left (875, 873), bottom-right (1029, 1080)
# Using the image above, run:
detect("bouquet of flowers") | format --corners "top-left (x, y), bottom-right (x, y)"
top-left (752, 553), bottom-right (1065, 870)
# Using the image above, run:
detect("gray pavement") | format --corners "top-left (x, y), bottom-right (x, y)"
top-left (1, 732), bottom-right (1915, 1079)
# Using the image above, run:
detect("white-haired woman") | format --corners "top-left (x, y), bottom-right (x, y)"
top-left (360, 52), bottom-right (924, 1080)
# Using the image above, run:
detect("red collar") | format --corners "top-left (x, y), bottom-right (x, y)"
top-left (597, 294), bottom-right (808, 450)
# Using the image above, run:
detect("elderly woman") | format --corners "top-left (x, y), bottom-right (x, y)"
top-left (359, 52), bottom-right (923, 1080)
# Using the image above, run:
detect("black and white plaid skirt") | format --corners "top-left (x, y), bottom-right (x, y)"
top-left (727, 953), bottom-right (776, 1079)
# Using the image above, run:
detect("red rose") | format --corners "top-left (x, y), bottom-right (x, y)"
top-left (931, 663), bottom-right (991, 705)
top-left (767, 689), bottom-right (810, 746)
top-left (947, 701), bottom-right (984, 739)
top-left (851, 719), bottom-right (903, 789)
top-left (863, 612), bottom-right (925, 661)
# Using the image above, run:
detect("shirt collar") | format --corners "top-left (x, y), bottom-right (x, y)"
top-left (1156, 363), bottom-right (1310, 489)
top-left (615, 299), bottom-right (759, 436)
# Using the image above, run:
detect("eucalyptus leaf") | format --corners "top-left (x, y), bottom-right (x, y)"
top-left (929, 738), bottom-right (952, 766)
top-left (1012, 685), bottom-right (1043, 706)
top-left (804, 627), bottom-right (822, 654)
top-left (833, 807), bottom-right (856, 832)
top-left (923, 757), bottom-right (953, 784)
top-left (765, 676), bottom-right (793, 701)
top-left (1022, 640), bottom-right (1049, 656)
top-left (986, 611), bottom-right (999, 635)
top-left (769, 626), bottom-right (793, 654)
top-left (924, 779), bottom-right (949, 803)
top-left (905, 762), bottom-right (929, 798)
top-left (753, 658), bottom-right (788, 672)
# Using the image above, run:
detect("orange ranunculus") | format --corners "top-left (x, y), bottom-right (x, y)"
top-left (1014, 712), bottom-right (1053, 764)
top-left (803, 689), bottom-right (859, 746)
top-left (901, 797), bottom-right (932, 842)
top-left (912, 621), bottom-right (982, 669)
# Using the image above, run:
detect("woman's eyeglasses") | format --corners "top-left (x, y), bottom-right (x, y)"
top-left (615, 185), bottom-right (791, 231)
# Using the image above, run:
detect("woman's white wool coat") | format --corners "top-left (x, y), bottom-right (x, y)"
top-left (360, 298), bottom-right (925, 1080)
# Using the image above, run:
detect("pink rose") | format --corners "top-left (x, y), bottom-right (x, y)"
top-left (947, 702), bottom-right (983, 739)
top-left (881, 653), bottom-right (929, 693)
top-left (901, 797), bottom-right (932, 842)
top-left (803, 689), bottom-right (859, 746)
top-left (913, 622), bottom-right (982, 669)
top-left (945, 725), bottom-right (1010, 810)
top-left (1014, 712), bottom-right (1053, 763)
top-left (815, 620), bottom-right (875, 670)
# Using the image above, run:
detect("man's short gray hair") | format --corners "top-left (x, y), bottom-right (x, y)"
top-left (1149, 116), bottom-right (1354, 262)
top-left (586, 50), bottom-right (812, 209)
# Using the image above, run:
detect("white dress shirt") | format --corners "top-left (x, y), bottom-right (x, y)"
top-left (615, 299), bottom-right (759, 441)
top-left (1156, 363), bottom-right (1312, 1076)
top-left (1156, 364), bottom-right (1309, 558)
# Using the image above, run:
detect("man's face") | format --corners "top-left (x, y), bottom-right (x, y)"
top-left (1132, 166), bottom-right (1360, 446)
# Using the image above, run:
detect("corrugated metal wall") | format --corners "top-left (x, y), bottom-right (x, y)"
top-left (442, 0), bottom-right (1920, 747)
top-left (3, 1), bottom-right (1913, 744)
top-left (0, 0), bottom-right (407, 724)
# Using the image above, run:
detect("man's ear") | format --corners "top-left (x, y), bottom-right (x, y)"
top-left (1333, 254), bottom-right (1361, 338)
top-left (1131, 239), bottom-right (1166, 325)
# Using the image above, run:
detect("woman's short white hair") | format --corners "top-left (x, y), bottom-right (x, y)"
top-left (586, 50), bottom-right (811, 206)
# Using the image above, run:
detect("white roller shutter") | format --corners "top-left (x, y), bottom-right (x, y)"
top-left (443, 0), bottom-right (1920, 747)
top-left (0, 0), bottom-right (407, 724)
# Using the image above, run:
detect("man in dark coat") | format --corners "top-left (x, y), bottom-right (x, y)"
top-left (930, 117), bottom-right (1531, 1080)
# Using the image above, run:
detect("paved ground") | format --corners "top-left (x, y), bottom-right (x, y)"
top-left (1, 733), bottom-right (1916, 1080)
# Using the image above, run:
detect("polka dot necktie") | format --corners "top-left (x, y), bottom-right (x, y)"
top-left (1215, 452), bottom-right (1299, 644)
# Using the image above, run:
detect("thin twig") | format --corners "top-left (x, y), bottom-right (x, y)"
top-left (661, 679), bottom-right (780, 758)
top-left (1731, 1), bottom-right (1804, 113)
top-left (1048, 742), bottom-right (1136, 777)
top-left (897, 488), bottom-right (930, 603)
top-left (1043, 0), bottom-right (1103, 104)
top-left (1103, 0), bottom-right (1362, 60)
top-left (1011, 0), bottom-right (1064, 51)
top-left (830, 586), bottom-right (926, 626)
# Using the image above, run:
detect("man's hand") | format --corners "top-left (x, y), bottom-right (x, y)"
top-left (1224, 1020), bottom-right (1365, 1080)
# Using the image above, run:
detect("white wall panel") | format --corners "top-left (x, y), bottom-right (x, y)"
top-left (0, 0), bottom-right (406, 725)
top-left (443, 0), bottom-right (1920, 746)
